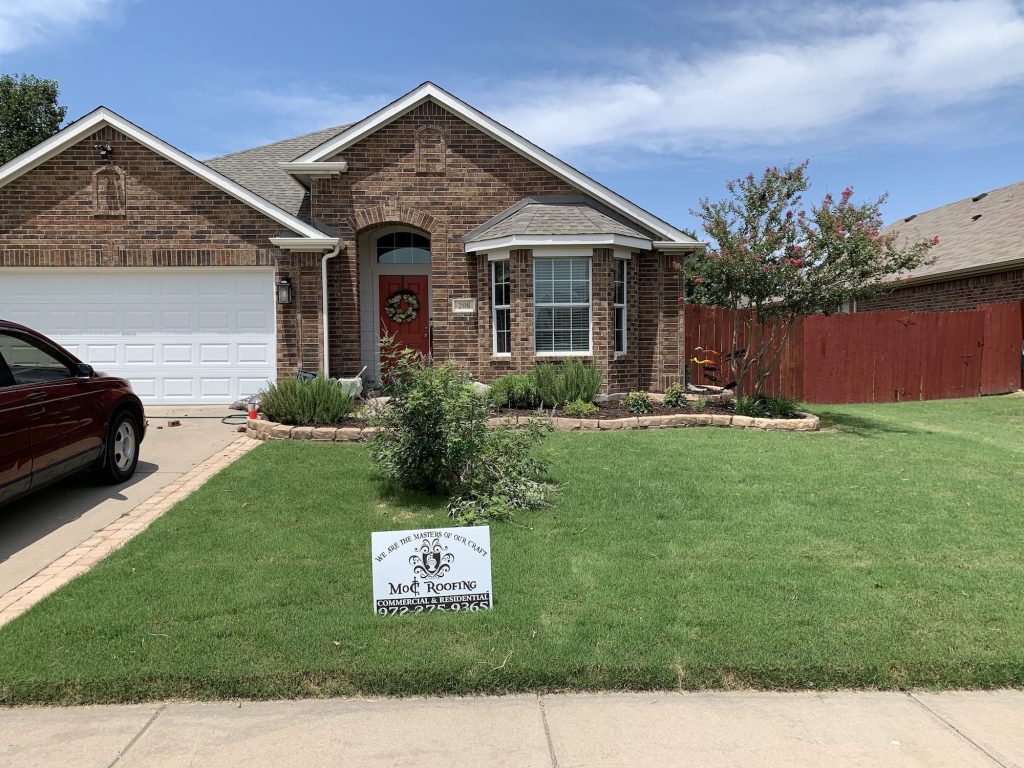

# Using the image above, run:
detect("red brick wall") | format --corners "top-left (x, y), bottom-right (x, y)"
top-left (0, 125), bottom-right (321, 379)
top-left (858, 269), bottom-right (1024, 312)
top-left (312, 101), bottom-right (674, 390)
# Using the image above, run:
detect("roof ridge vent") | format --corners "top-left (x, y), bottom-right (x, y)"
top-left (972, 192), bottom-right (988, 202)
top-left (903, 214), bottom-right (917, 222)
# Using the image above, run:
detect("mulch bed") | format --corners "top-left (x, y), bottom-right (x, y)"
top-left (495, 398), bottom-right (761, 420)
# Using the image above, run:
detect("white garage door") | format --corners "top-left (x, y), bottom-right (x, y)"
top-left (0, 269), bottom-right (277, 404)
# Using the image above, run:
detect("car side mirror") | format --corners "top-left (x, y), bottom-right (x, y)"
top-left (75, 363), bottom-right (94, 379)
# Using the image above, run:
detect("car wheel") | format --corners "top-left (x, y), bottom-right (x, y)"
top-left (95, 411), bottom-right (140, 484)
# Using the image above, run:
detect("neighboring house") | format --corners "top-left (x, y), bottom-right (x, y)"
top-left (0, 82), bottom-right (701, 404)
top-left (857, 180), bottom-right (1024, 312)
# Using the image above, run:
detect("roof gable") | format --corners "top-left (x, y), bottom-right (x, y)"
top-left (0, 107), bottom-right (328, 241)
top-left (289, 82), bottom-right (698, 245)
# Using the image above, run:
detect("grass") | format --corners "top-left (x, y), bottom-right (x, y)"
top-left (1, 395), bottom-right (1022, 703)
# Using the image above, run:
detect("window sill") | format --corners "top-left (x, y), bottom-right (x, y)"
top-left (491, 353), bottom-right (512, 359)
top-left (534, 352), bottom-right (593, 358)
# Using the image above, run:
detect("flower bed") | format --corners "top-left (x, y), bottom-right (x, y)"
top-left (246, 407), bottom-right (820, 440)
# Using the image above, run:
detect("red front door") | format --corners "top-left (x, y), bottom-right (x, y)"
top-left (379, 275), bottom-right (430, 357)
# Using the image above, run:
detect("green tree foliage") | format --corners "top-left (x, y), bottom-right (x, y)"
top-left (0, 74), bottom-right (67, 165)
top-left (687, 161), bottom-right (938, 396)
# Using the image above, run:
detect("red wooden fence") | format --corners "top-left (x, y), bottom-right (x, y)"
top-left (684, 301), bottom-right (1023, 404)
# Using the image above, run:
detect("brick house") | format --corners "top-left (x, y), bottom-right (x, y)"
top-left (0, 82), bottom-right (701, 404)
top-left (856, 180), bottom-right (1024, 313)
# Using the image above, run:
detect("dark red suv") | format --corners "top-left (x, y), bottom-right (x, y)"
top-left (0, 320), bottom-right (145, 507)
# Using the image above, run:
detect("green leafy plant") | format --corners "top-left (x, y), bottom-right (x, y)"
top-left (370, 344), bottom-right (553, 523)
top-left (562, 399), bottom-right (598, 418)
top-left (762, 394), bottom-right (800, 418)
top-left (663, 383), bottom-right (690, 409)
top-left (733, 394), bottom-right (768, 417)
top-left (489, 373), bottom-right (540, 409)
top-left (624, 391), bottom-right (654, 415)
top-left (258, 376), bottom-right (357, 427)
top-left (534, 360), bottom-right (603, 407)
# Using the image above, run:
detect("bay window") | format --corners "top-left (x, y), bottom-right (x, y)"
top-left (534, 257), bottom-right (591, 354)
top-left (613, 257), bottom-right (627, 354)
top-left (492, 259), bottom-right (511, 355)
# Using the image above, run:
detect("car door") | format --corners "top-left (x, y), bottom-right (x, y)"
top-left (0, 331), bottom-right (105, 488)
top-left (0, 348), bottom-right (32, 504)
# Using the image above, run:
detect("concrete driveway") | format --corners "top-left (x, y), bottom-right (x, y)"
top-left (0, 407), bottom-right (246, 595)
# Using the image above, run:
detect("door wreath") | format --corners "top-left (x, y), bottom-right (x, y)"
top-left (385, 290), bottom-right (420, 323)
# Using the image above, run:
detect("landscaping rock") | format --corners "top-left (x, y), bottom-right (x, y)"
top-left (710, 414), bottom-right (733, 427)
top-left (578, 419), bottom-right (601, 430)
top-left (335, 428), bottom-right (361, 442)
top-left (245, 427), bottom-right (257, 439)
top-left (731, 415), bottom-right (756, 428)
top-left (291, 427), bottom-right (314, 440)
top-left (253, 420), bottom-right (275, 440)
top-left (359, 426), bottom-right (378, 440)
top-left (637, 415), bottom-right (667, 429)
top-left (311, 427), bottom-right (337, 441)
top-left (269, 424), bottom-right (294, 440)
top-left (552, 417), bottom-right (582, 431)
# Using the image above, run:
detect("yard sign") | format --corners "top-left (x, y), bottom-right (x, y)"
top-left (371, 526), bottom-right (492, 615)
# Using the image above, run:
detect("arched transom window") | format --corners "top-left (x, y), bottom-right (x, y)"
top-left (376, 231), bottom-right (430, 264)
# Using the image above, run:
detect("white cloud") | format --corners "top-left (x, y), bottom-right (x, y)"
top-left (0, 0), bottom-right (124, 56)
top-left (486, 0), bottom-right (1024, 155)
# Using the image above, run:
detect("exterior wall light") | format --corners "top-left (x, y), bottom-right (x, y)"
top-left (277, 275), bottom-right (293, 305)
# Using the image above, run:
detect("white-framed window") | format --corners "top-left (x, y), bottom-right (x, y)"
top-left (492, 259), bottom-right (511, 356)
top-left (534, 257), bottom-right (591, 354)
top-left (613, 257), bottom-right (627, 354)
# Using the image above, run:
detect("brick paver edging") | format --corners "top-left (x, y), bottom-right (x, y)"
top-left (0, 436), bottom-right (258, 629)
top-left (246, 411), bottom-right (820, 441)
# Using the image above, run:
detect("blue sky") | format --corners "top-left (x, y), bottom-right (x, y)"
top-left (3, 0), bottom-right (1024, 235)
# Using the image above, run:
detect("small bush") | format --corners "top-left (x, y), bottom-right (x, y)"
top-left (663, 383), bottom-right (690, 409)
top-left (762, 394), bottom-right (800, 418)
top-left (734, 394), bottom-right (767, 417)
top-left (562, 399), bottom-right (598, 418)
top-left (534, 360), bottom-right (603, 407)
top-left (489, 373), bottom-right (540, 409)
top-left (624, 391), bottom-right (654, 415)
top-left (370, 348), bottom-right (553, 523)
top-left (258, 376), bottom-right (357, 426)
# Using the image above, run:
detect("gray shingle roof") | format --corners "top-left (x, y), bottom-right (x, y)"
top-left (886, 180), bottom-right (1024, 282)
top-left (204, 124), bottom-right (350, 217)
top-left (464, 196), bottom-right (654, 244)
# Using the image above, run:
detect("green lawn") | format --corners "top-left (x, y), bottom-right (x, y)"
top-left (1, 395), bottom-right (1023, 703)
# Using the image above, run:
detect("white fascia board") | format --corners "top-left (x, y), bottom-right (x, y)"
top-left (653, 240), bottom-right (707, 253)
top-left (269, 237), bottom-right (342, 252)
top-left (291, 82), bottom-right (699, 244)
top-left (466, 233), bottom-right (652, 253)
top-left (0, 107), bottom-right (327, 241)
top-left (280, 161), bottom-right (348, 177)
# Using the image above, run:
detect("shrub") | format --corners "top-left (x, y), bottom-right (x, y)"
top-left (762, 394), bottom-right (800, 418)
top-left (258, 376), bottom-right (357, 426)
top-left (663, 383), bottom-right (690, 409)
top-left (489, 373), bottom-right (540, 409)
top-left (534, 360), bottom-right (603, 407)
top-left (624, 391), bottom-right (654, 415)
top-left (734, 394), bottom-right (767, 417)
top-left (370, 350), bottom-right (553, 523)
top-left (562, 399), bottom-right (598, 418)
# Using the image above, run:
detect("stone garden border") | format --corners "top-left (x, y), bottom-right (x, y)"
top-left (246, 411), bottom-right (820, 441)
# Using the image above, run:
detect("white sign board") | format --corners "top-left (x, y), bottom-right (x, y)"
top-left (371, 526), bottom-right (492, 616)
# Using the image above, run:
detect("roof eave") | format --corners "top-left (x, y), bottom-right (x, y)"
top-left (464, 233), bottom-right (653, 253)
top-left (886, 258), bottom-right (1024, 288)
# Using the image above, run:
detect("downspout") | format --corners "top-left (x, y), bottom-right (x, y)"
top-left (321, 242), bottom-right (342, 377)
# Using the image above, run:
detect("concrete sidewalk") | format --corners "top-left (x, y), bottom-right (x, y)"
top-left (2, 691), bottom-right (1022, 767)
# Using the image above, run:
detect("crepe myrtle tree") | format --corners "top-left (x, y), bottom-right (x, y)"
top-left (687, 161), bottom-right (937, 398)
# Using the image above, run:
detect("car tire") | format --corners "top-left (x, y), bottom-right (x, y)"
top-left (94, 411), bottom-right (141, 484)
